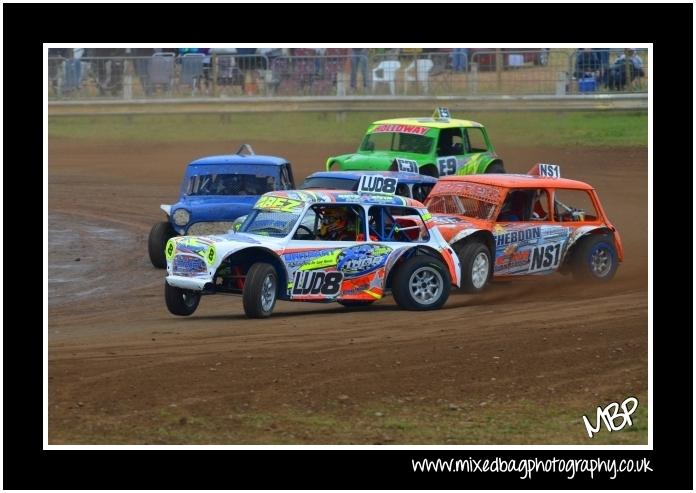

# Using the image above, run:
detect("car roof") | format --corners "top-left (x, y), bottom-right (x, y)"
top-left (438, 174), bottom-right (594, 190)
top-left (189, 154), bottom-right (288, 166)
top-left (265, 190), bottom-right (425, 207)
top-left (371, 117), bottom-right (484, 129)
top-left (304, 170), bottom-right (437, 184)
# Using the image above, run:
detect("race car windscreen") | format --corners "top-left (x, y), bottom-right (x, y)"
top-left (186, 174), bottom-right (276, 196)
top-left (300, 177), bottom-right (357, 191)
top-left (426, 194), bottom-right (498, 220)
top-left (425, 181), bottom-right (503, 220)
top-left (360, 132), bottom-right (433, 154)
top-left (238, 209), bottom-right (301, 238)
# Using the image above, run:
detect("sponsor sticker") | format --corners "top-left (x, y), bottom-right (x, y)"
top-left (372, 124), bottom-right (429, 135)
top-left (255, 195), bottom-right (304, 212)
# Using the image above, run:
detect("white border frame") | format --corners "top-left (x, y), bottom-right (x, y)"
top-left (44, 42), bottom-right (652, 451)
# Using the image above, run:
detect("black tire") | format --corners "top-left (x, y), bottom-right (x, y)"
top-left (571, 234), bottom-right (618, 282)
top-left (485, 161), bottom-right (506, 174)
top-left (243, 263), bottom-right (278, 318)
top-left (164, 281), bottom-right (201, 316)
top-left (337, 299), bottom-right (375, 308)
top-left (149, 221), bottom-right (177, 269)
top-left (456, 241), bottom-right (492, 293)
top-left (392, 255), bottom-right (450, 310)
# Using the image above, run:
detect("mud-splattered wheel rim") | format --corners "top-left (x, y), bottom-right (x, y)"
top-left (590, 246), bottom-right (612, 277)
top-left (409, 266), bottom-right (443, 305)
top-left (261, 273), bottom-right (276, 311)
top-left (471, 252), bottom-right (490, 289)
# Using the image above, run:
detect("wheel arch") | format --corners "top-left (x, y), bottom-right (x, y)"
top-left (326, 157), bottom-right (341, 171)
top-left (384, 245), bottom-right (454, 290)
top-left (217, 247), bottom-right (289, 298)
top-left (562, 226), bottom-right (620, 269)
top-left (419, 163), bottom-right (439, 178)
top-left (483, 158), bottom-right (505, 173)
top-left (451, 230), bottom-right (495, 275)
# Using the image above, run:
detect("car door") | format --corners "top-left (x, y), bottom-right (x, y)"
top-left (456, 126), bottom-right (496, 175)
top-left (282, 204), bottom-right (367, 300)
top-left (435, 128), bottom-right (466, 176)
top-left (492, 188), bottom-right (571, 276)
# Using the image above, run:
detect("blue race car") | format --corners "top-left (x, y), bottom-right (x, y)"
top-left (300, 171), bottom-right (437, 202)
top-left (148, 145), bottom-right (295, 268)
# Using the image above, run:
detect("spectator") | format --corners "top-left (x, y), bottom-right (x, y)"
top-left (130, 48), bottom-right (156, 95)
top-left (235, 48), bottom-right (261, 71)
top-left (86, 48), bottom-right (126, 96)
top-left (606, 48), bottom-right (644, 91)
top-left (574, 48), bottom-right (600, 79)
top-left (350, 48), bottom-right (369, 92)
top-left (48, 48), bottom-right (70, 94)
top-left (199, 48), bottom-right (212, 90)
top-left (595, 48), bottom-right (611, 75)
top-left (615, 47), bottom-right (643, 71)
top-left (451, 48), bottom-right (469, 72)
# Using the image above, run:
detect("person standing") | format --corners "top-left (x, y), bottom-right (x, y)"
top-left (350, 48), bottom-right (369, 92)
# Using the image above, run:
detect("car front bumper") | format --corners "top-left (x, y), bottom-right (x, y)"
top-left (166, 275), bottom-right (210, 292)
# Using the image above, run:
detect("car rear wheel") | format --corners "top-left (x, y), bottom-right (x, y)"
top-left (243, 263), bottom-right (278, 318)
top-left (456, 241), bottom-right (492, 293)
top-left (392, 256), bottom-right (450, 310)
top-left (149, 221), bottom-right (177, 268)
top-left (571, 234), bottom-right (618, 282)
top-left (419, 164), bottom-right (439, 178)
top-left (164, 282), bottom-right (201, 316)
top-left (485, 162), bottom-right (506, 174)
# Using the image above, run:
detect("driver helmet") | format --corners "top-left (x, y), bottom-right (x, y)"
top-left (320, 208), bottom-right (349, 239)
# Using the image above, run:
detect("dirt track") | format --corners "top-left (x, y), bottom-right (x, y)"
top-left (48, 139), bottom-right (648, 444)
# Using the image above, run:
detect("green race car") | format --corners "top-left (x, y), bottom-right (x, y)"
top-left (326, 108), bottom-right (505, 178)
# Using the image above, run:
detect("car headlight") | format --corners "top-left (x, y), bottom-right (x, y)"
top-left (172, 209), bottom-right (190, 226)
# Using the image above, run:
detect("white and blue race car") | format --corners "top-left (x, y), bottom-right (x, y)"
top-left (164, 177), bottom-right (461, 318)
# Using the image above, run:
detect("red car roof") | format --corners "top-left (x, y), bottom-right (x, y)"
top-left (438, 174), bottom-right (594, 191)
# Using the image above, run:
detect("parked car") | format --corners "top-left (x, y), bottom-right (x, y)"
top-left (301, 170), bottom-right (437, 202)
top-left (148, 145), bottom-right (295, 268)
top-left (163, 184), bottom-right (462, 318)
top-left (326, 108), bottom-right (504, 177)
top-left (424, 164), bottom-right (623, 293)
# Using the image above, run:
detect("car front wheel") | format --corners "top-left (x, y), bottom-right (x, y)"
top-left (243, 263), bottom-right (278, 318)
top-left (165, 282), bottom-right (201, 316)
top-left (456, 241), bottom-right (492, 293)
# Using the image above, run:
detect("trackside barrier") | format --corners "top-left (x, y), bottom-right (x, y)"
top-left (47, 49), bottom-right (647, 100)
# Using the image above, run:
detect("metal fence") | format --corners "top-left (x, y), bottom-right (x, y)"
top-left (47, 49), bottom-right (648, 100)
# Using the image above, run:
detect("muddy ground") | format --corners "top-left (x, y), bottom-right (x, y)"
top-left (48, 139), bottom-right (648, 444)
